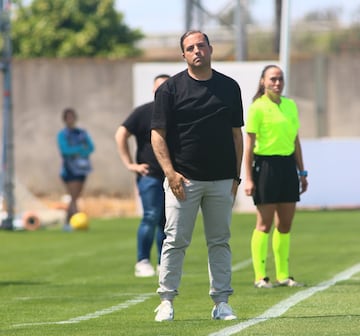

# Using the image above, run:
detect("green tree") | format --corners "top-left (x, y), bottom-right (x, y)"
top-left (11, 0), bottom-right (144, 58)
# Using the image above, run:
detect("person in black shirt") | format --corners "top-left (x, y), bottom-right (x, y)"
top-left (115, 74), bottom-right (169, 277)
top-left (151, 31), bottom-right (244, 321)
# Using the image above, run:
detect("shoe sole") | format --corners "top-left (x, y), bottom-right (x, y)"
top-left (212, 316), bottom-right (237, 320)
top-left (134, 273), bottom-right (155, 277)
top-left (155, 317), bottom-right (174, 322)
top-left (274, 283), bottom-right (305, 287)
top-left (254, 284), bottom-right (273, 288)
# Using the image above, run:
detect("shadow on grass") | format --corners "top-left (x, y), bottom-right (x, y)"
top-left (0, 280), bottom-right (47, 286)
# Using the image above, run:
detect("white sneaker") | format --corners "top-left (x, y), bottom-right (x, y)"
top-left (154, 300), bottom-right (174, 322)
top-left (63, 224), bottom-right (72, 232)
top-left (211, 302), bottom-right (237, 320)
top-left (275, 277), bottom-right (304, 287)
top-left (254, 277), bottom-right (273, 289)
top-left (134, 259), bottom-right (155, 277)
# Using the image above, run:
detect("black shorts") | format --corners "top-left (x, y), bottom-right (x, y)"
top-left (252, 154), bottom-right (299, 205)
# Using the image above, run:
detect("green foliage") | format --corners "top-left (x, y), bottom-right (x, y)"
top-left (11, 0), bottom-right (144, 58)
top-left (0, 210), bottom-right (359, 335)
top-left (291, 23), bottom-right (360, 55)
top-left (292, 30), bottom-right (336, 55)
top-left (248, 4), bottom-right (360, 60)
top-left (329, 25), bottom-right (360, 53)
top-left (248, 23), bottom-right (360, 60)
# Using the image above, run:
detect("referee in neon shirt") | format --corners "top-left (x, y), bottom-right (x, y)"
top-left (244, 65), bottom-right (308, 288)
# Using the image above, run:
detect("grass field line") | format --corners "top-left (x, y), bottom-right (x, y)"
top-left (13, 292), bottom-right (149, 301)
top-left (231, 258), bottom-right (252, 272)
top-left (12, 292), bottom-right (156, 328)
top-left (11, 260), bottom-right (252, 329)
top-left (208, 263), bottom-right (360, 336)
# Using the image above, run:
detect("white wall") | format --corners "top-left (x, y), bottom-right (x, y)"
top-left (236, 138), bottom-right (360, 212)
top-left (297, 138), bottom-right (360, 209)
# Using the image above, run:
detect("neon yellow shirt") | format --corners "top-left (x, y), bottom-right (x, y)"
top-left (246, 95), bottom-right (299, 155)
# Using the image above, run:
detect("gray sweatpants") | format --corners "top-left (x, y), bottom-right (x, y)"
top-left (157, 178), bottom-right (234, 303)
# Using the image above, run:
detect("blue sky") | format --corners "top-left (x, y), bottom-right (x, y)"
top-left (115, 0), bottom-right (360, 34)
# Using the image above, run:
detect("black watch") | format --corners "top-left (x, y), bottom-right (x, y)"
top-left (234, 177), bottom-right (242, 185)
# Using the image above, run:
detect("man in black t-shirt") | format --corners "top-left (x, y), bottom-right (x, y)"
top-left (151, 31), bottom-right (244, 321)
top-left (115, 74), bottom-right (169, 277)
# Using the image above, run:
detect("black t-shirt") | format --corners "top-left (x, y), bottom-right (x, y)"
top-left (151, 69), bottom-right (244, 181)
top-left (122, 101), bottom-right (164, 179)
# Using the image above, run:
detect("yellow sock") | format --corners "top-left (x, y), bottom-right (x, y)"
top-left (272, 228), bottom-right (290, 281)
top-left (251, 229), bottom-right (269, 282)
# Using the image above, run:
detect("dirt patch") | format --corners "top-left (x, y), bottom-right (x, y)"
top-left (41, 196), bottom-right (139, 218)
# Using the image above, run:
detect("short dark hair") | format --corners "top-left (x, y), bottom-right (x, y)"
top-left (154, 74), bottom-right (170, 81)
top-left (62, 107), bottom-right (77, 121)
top-left (180, 30), bottom-right (210, 52)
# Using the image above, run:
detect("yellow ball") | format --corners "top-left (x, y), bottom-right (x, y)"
top-left (69, 212), bottom-right (89, 230)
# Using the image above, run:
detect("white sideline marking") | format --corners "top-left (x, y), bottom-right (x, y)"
top-left (12, 293), bottom-right (155, 328)
top-left (209, 263), bottom-right (360, 336)
top-left (12, 258), bottom-right (251, 328)
top-left (232, 259), bottom-right (252, 272)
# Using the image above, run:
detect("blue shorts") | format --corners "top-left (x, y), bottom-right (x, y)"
top-left (61, 168), bottom-right (86, 183)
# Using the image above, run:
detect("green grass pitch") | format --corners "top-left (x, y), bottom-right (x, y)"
top-left (0, 210), bottom-right (359, 335)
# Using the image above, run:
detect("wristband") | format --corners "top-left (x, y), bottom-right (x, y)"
top-left (298, 170), bottom-right (308, 177)
top-left (234, 177), bottom-right (242, 185)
